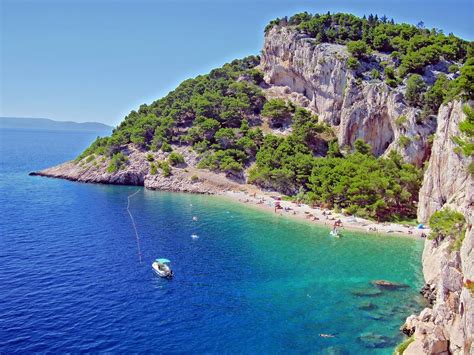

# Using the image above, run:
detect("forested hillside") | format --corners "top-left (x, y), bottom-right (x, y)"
top-left (73, 12), bottom-right (473, 222)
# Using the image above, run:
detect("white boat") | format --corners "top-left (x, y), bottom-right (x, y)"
top-left (152, 258), bottom-right (173, 278)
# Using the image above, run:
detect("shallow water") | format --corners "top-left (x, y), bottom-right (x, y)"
top-left (0, 128), bottom-right (424, 353)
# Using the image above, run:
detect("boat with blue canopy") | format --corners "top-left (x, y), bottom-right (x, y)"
top-left (152, 258), bottom-right (173, 278)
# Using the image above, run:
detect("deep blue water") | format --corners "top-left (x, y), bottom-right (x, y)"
top-left (0, 128), bottom-right (424, 353)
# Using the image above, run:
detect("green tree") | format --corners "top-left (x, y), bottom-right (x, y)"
top-left (261, 99), bottom-right (293, 128)
top-left (405, 74), bottom-right (426, 107)
top-left (347, 40), bottom-right (371, 58)
top-left (354, 138), bottom-right (372, 155)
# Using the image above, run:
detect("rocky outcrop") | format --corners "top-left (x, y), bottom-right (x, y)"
top-left (402, 101), bottom-right (473, 354)
top-left (417, 100), bottom-right (474, 223)
top-left (261, 26), bottom-right (436, 165)
top-left (31, 145), bottom-right (244, 195)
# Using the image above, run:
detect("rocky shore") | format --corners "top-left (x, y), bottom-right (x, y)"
top-left (31, 143), bottom-right (427, 238)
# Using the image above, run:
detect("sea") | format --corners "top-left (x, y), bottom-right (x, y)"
top-left (0, 128), bottom-right (425, 353)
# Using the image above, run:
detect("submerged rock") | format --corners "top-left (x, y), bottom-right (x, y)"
top-left (320, 346), bottom-right (348, 355)
top-left (358, 301), bottom-right (378, 311)
top-left (350, 288), bottom-right (383, 297)
top-left (357, 332), bottom-right (397, 349)
top-left (372, 280), bottom-right (409, 290)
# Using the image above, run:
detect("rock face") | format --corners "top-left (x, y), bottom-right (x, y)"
top-left (261, 27), bottom-right (473, 353)
top-left (32, 145), bottom-right (245, 195)
top-left (261, 26), bottom-right (436, 166)
top-left (402, 101), bottom-right (473, 355)
top-left (417, 100), bottom-right (474, 223)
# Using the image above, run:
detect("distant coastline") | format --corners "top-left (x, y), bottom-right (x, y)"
top-left (0, 117), bottom-right (113, 133)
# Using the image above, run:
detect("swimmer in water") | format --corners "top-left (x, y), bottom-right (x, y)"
top-left (319, 333), bottom-right (336, 338)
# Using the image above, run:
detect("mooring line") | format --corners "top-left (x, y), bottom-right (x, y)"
top-left (127, 190), bottom-right (142, 263)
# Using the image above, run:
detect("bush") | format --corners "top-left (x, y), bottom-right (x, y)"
top-left (370, 69), bottom-right (380, 79)
top-left (86, 155), bottom-right (95, 163)
top-left (395, 115), bottom-right (408, 127)
top-left (159, 161), bottom-right (172, 177)
top-left (149, 162), bottom-right (158, 175)
top-left (261, 99), bottom-right (294, 128)
top-left (168, 152), bottom-right (185, 166)
top-left (399, 136), bottom-right (411, 147)
top-left (190, 175), bottom-right (199, 182)
top-left (448, 64), bottom-right (459, 73)
top-left (107, 152), bottom-right (128, 173)
top-left (405, 74), bottom-right (426, 107)
top-left (347, 40), bottom-right (370, 58)
top-left (429, 208), bottom-right (466, 242)
top-left (161, 142), bottom-right (172, 152)
top-left (394, 336), bottom-right (414, 355)
top-left (347, 56), bottom-right (359, 70)
top-left (452, 105), bottom-right (474, 157)
top-left (146, 153), bottom-right (154, 162)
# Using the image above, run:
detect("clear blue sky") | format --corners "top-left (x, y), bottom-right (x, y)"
top-left (1, 0), bottom-right (473, 126)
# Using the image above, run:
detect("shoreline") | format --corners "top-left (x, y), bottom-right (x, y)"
top-left (217, 190), bottom-right (427, 239)
top-left (31, 162), bottom-right (429, 239)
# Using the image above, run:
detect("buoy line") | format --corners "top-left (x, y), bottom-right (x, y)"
top-left (127, 190), bottom-right (142, 263)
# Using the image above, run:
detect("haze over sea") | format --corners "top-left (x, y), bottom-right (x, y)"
top-left (0, 128), bottom-right (425, 353)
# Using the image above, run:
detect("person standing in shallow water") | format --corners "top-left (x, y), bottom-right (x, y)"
top-left (333, 219), bottom-right (343, 233)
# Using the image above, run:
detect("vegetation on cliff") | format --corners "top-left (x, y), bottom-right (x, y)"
top-left (453, 105), bottom-right (474, 175)
top-left (267, 12), bottom-right (473, 117)
top-left (75, 13), bottom-right (474, 222)
top-left (428, 208), bottom-right (466, 250)
top-left (267, 12), bottom-right (471, 76)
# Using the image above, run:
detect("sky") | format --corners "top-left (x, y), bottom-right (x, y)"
top-left (1, 0), bottom-right (473, 126)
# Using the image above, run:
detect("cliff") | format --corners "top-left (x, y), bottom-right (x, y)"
top-left (402, 101), bottom-right (473, 355)
top-left (262, 25), bottom-right (473, 354)
top-left (261, 26), bottom-right (436, 166)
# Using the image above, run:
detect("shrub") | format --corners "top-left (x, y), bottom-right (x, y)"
top-left (261, 99), bottom-right (294, 128)
top-left (347, 56), bottom-right (359, 70)
top-left (168, 152), bottom-right (185, 166)
top-left (161, 142), bottom-right (172, 152)
top-left (190, 175), bottom-right (199, 182)
top-left (149, 162), bottom-right (158, 175)
top-left (452, 105), bottom-right (474, 157)
top-left (428, 208), bottom-right (466, 242)
top-left (107, 152), bottom-right (128, 173)
top-left (354, 138), bottom-right (372, 155)
top-left (347, 40), bottom-right (370, 58)
top-left (86, 155), bottom-right (95, 163)
top-left (160, 161), bottom-right (172, 177)
top-left (395, 115), bottom-right (408, 127)
top-left (399, 136), bottom-right (411, 147)
top-left (405, 74), bottom-right (426, 107)
top-left (214, 128), bottom-right (237, 149)
top-left (146, 153), bottom-right (154, 162)
top-left (448, 64), bottom-right (459, 73)
top-left (370, 69), bottom-right (380, 79)
top-left (394, 336), bottom-right (414, 355)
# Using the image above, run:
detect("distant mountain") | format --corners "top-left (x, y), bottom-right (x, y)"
top-left (0, 117), bottom-right (113, 132)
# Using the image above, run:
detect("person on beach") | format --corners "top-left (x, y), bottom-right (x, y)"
top-left (332, 219), bottom-right (343, 233)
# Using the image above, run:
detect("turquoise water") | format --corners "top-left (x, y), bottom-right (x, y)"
top-left (0, 128), bottom-right (424, 353)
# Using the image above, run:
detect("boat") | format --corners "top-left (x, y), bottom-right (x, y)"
top-left (152, 258), bottom-right (173, 278)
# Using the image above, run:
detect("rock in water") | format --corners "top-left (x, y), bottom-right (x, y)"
top-left (358, 301), bottom-right (377, 311)
top-left (372, 280), bottom-right (409, 290)
top-left (357, 332), bottom-right (397, 349)
top-left (350, 288), bottom-right (383, 297)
